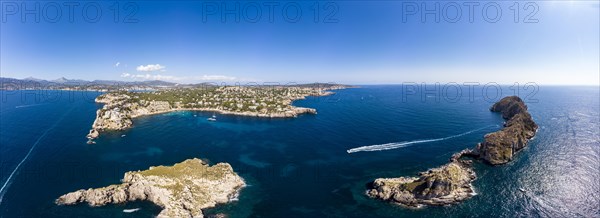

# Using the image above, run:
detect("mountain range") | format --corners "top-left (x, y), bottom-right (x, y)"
top-left (0, 77), bottom-right (350, 90)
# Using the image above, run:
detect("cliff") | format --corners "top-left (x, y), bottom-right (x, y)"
top-left (56, 158), bottom-right (245, 218)
top-left (475, 96), bottom-right (538, 164)
top-left (87, 93), bottom-right (173, 140)
top-left (367, 96), bottom-right (537, 207)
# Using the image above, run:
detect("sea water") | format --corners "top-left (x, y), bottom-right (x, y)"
top-left (0, 86), bottom-right (598, 217)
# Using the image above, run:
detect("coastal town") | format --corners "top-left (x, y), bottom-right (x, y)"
top-left (87, 84), bottom-right (350, 141)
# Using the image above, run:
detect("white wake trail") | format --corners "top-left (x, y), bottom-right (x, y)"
top-left (15, 103), bottom-right (49, 109)
top-left (347, 125), bottom-right (497, 153)
top-left (0, 107), bottom-right (73, 204)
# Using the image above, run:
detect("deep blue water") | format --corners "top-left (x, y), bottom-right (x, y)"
top-left (0, 86), bottom-right (598, 217)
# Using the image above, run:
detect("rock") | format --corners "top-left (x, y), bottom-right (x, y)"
top-left (477, 96), bottom-right (538, 165)
top-left (56, 158), bottom-right (245, 218)
top-left (367, 96), bottom-right (537, 207)
top-left (490, 96), bottom-right (527, 119)
top-left (367, 162), bottom-right (476, 207)
top-left (293, 107), bottom-right (317, 115)
top-left (207, 213), bottom-right (228, 218)
top-left (450, 148), bottom-right (477, 163)
top-left (86, 93), bottom-right (173, 140)
top-left (86, 129), bottom-right (99, 139)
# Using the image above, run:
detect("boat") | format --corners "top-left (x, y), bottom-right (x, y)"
top-left (207, 113), bottom-right (217, 121)
top-left (519, 188), bottom-right (526, 192)
top-left (123, 208), bottom-right (140, 213)
top-left (121, 134), bottom-right (126, 137)
top-left (86, 140), bottom-right (96, 144)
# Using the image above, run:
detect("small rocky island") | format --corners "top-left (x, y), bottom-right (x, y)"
top-left (56, 158), bottom-right (245, 218)
top-left (368, 160), bottom-right (476, 207)
top-left (87, 84), bottom-right (348, 141)
top-left (474, 96), bottom-right (539, 165)
top-left (368, 96), bottom-right (537, 207)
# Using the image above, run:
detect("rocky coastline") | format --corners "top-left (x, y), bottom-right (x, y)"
top-left (86, 86), bottom-right (343, 141)
top-left (56, 158), bottom-right (245, 218)
top-left (367, 96), bottom-right (537, 207)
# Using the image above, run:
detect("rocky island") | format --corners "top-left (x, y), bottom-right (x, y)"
top-left (474, 96), bottom-right (539, 165)
top-left (368, 160), bottom-right (477, 207)
top-left (87, 84), bottom-right (349, 140)
top-left (367, 96), bottom-right (537, 207)
top-left (56, 158), bottom-right (245, 218)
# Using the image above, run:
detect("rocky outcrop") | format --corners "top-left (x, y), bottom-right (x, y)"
top-left (475, 96), bottom-right (538, 165)
top-left (368, 96), bottom-right (537, 207)
top-left (87, 93), bottom-right (176, 137)
top-left (367, 157), bottom-right (476, 207)
top-left (56, 158), bottom-right (245, 218)
top-left (292, 107), bottom-right (317, 115)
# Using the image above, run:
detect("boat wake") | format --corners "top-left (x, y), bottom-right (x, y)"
top-left (346, 125), bottom-right (498, 153)
top-left (15, 103), bottom-right (49, 109)
top-left (0, 107), bottom-right (73, 205)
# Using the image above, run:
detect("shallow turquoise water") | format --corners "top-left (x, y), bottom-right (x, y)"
top-left (0, 86), bottom-right (598, 217)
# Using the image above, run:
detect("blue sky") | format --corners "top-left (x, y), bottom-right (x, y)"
top-left (1, 1), bottom-right (598, 85)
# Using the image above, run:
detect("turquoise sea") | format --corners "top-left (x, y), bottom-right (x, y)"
top-left (0, 86), bottom-right (598, 217)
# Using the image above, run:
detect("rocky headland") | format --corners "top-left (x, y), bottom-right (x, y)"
top-left (87, 85), bottom-right (348, 141)
top-left (474, 96), bottom-right (539, 165)
top-left (56, 158), bottom-right (245, 218)
top-left (367, 96), bottom-right (537, 207)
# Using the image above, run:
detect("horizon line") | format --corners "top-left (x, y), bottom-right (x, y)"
top-left (1, 76), bottom-right (598, 87)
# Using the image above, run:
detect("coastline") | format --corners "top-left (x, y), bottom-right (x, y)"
top-left (123, 91), bottom-right (334, 119)
top-left (128, 107), bottom-right (318, 119)
top-left (86, 86), bottom-right (344, 141)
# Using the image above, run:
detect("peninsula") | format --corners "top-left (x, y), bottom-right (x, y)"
top-left (367, 96), bottom-right (538, 207)
top-left (87, 84), bottom-right (349, 140)
top-left (56, 158), bottom-right (245, 218)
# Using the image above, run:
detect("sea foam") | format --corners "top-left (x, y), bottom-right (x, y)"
top-left (347, 125), bottom-right (497, 153)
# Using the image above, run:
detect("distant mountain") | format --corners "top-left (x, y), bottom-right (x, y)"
top-left (88, 80), bottom-right (177, 86)
top-left (293, 82), bottom-right (357, 89)
top-left (51, 77), bottom-right (89, 84)
top-left (137, 80), bottom-right (177, 86)
top-left (0, 77), bottom-right (181, 90)
top-left (0, 77), bottom-right (351, 90)
top-left (23, 76), bottom-right (45, 81)
top-left (89, 80), bottom-right (128, 85)
top-left (52, 77), bottom-right (69, 83)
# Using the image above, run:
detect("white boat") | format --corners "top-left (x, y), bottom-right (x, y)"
top-left (121, 134), bottom-right (126, 137)
top-left (207, 114), bottom-right (217, 121)
top-left (519, 188), bottom-right (526, 192)
top-left (123, 208), bottom-right (140, 213)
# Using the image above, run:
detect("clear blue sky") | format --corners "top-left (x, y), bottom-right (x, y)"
top-left (1, 1), bottom-right (598, 85)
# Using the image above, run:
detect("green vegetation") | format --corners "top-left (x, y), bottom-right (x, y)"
top-left (135, 158), bottom-right (237, 201)
top-left (401, 180), bottom-right (426, 192)
top-left (138, 159), bottom-right (231, 181)
top-left (110, 86), bottom-right (330, 114)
